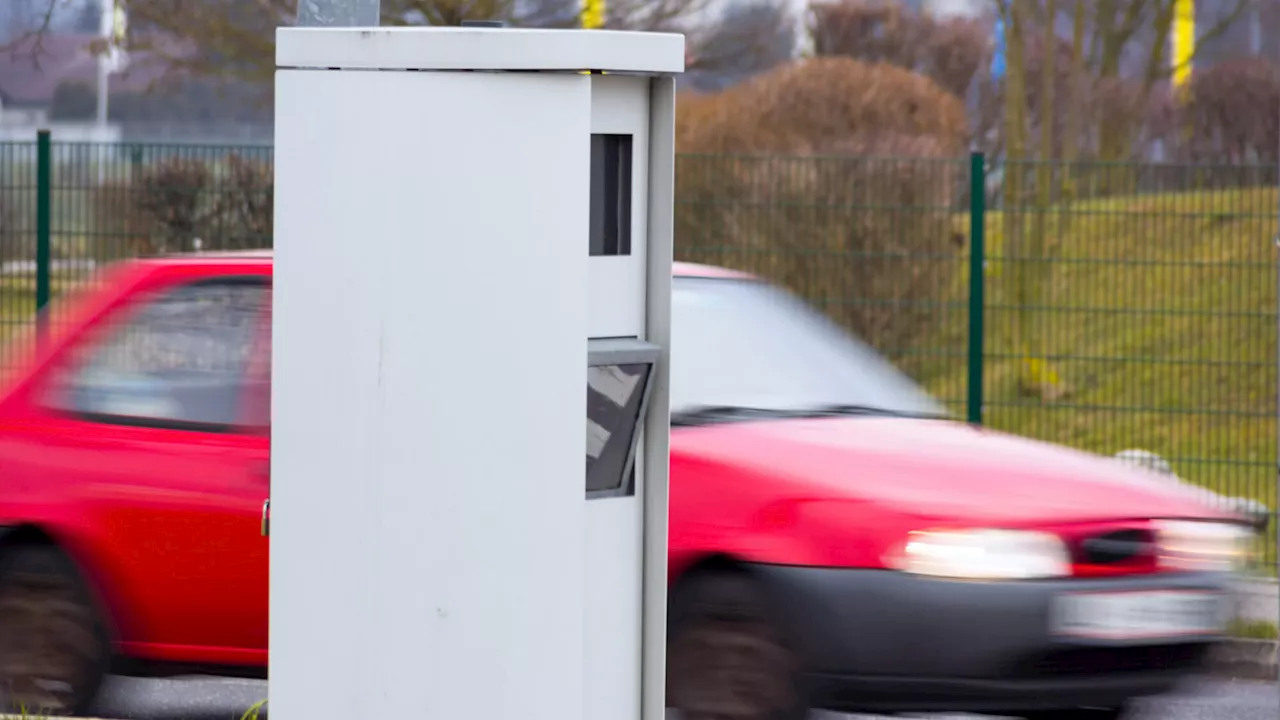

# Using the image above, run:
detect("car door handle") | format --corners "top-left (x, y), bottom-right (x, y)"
top-left (261, 499), bottom-right (270, 537)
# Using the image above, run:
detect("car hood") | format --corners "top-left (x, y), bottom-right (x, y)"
top-left (673, 416), bottom-right (1238, 526)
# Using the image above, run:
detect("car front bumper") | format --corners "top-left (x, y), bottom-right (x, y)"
top-left (748, 563), bottom-right (1233, 714)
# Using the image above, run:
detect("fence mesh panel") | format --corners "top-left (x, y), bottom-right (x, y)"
top-left (0, 142), bottom-right (1273, 568)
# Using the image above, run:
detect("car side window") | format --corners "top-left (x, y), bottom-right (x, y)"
top-left (42, 278), bottom-right (270, 432)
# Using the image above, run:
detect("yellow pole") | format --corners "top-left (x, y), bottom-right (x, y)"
top-left (1172, 0), bottom-right (1195, 100)
top-left (581, 0), bottom-right (604, 29)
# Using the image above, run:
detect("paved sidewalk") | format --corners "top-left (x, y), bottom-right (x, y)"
top-left (72, 675), bottom-right (1278, 720)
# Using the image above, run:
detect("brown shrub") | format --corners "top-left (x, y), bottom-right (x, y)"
top-left (205, 153), bottom-right (274, 249)
top-left (1186, 58), bottom-right (1280, 164)
top-left (675, 57), bottom-right (966, 366)
top-left (90, 180), bottom-right (145, 260)
top-left (677, 56), bottom-right (968, 154)
top-left (92, 153), bottom-right (274, 258)
top-left (136, 157), bottom-right (210, 253)
top-left (0, 185), bottom-right (25, 265)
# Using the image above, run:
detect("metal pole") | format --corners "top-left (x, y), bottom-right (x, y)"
top-left (95, 57), bottom-right (109, 128)
top-left (1269, 94), bottom-right (1280, 576)
top-left (95, 0), bottom-right (109, 129)
top-left (35, 130), bottom-right (51, 351)
top-left (298, 0), bottom-right (380, 27)
top-left (967, 151), bottom-right (986, 426)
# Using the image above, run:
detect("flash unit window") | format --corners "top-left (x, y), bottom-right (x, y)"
top-left (589, 134), bottom-right (633, 257)
top-left (586, 338), bottom-right (659, 498)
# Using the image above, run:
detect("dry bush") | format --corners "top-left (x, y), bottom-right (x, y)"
top-left (1086, 59), bottom-right (1280, 191)
top-left (90, 180), bottom-right (145, 260)
top-left (205, 154), bottom-right (274, 249)
top-left (677, 56), bottom-right (967, 153)
top-left (675, 57), bottom-right (966, 360)
top-left (90, 157), bottom-right (208, 257)
top-left (1185, 58), bottom-right (1280, 165)
top-left (0, 187), bottom-right (27, 265)
top-left (136, 157), bottom-right (211, 253)
top-left (92, 153), bottom-right (274, 258)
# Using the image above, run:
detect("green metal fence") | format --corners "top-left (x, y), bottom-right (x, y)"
top-left (2, 136), bottom-right (1276, 568)
top-left (678, 151), bottom-right (1277, 569)
top-left (982, 158), bottom-right (1278, 571)
top-left (0, 134), bottom-right (274, 366)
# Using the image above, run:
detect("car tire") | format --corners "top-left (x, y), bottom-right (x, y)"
top-left (666, 570), bottom-right (809, 720)
top-left (1020, 703), bottom-right (1135, 720)
top-left (0, 544), bottom-right (111, 716)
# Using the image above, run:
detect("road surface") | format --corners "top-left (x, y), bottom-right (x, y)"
top-left (89, 675), bottom-right (1277, 720)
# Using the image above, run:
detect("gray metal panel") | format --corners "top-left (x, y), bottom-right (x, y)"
top-left (584, 480), bottom-right (634, 500)
top-left (276, 28), bottom-right (686, 74)
top-left (639, 74), bottom-right (676, 720)
top-left (587, 337), bottom-right (661, 367)
top-left (585, 337), bottom-right (660, 500)
top-left (297, 0), bottom-right (380, 27)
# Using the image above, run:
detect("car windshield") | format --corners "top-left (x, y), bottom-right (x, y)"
top-left (670, 276), bottom-right (948, 420)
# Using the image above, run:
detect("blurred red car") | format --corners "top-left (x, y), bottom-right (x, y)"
top-left (0, 252), bottom-right (1252, 720)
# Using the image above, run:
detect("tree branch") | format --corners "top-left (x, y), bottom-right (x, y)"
top-left (0, 0), bottom-right (65, 69)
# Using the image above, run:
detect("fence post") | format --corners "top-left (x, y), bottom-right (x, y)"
top-left (1274, 114), bottom-right (1280, 574)
top-left (35, 130), bottom-right (52, 347)
top-left (966, 151), bottom-right (986, 425)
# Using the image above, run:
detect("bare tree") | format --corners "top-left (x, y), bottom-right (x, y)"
top-left (1071, 0), bottom-right (1249, 160)
top-left (683, 0), bottom-right (799, 91)
top-left (809, 0), bottom-right (989, 100)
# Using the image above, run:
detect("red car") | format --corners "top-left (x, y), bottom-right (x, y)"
top-left (0, 252), bottom-right (1251, 720)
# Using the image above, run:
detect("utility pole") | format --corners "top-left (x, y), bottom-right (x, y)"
top-left (95, 0), bottom-right (126, 133)
top-left (298, 0), bottom-right (380, 27)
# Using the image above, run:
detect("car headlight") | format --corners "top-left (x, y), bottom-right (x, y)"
top-left (888, 528), bottom-right (1071, 580)
top-left (1155, 520), bottom-right (1253, 573)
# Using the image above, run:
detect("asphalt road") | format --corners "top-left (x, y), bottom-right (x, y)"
top-left (88, 675), bottom-right (1277, 720)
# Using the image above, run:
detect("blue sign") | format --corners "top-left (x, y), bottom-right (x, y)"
top-left (991, 3), bottom-right (1007, 82)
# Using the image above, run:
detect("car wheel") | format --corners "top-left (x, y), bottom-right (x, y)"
top-left (1020, 704), bottom-right (1135, 720)
top-left (666, 570), bottom-right (808, 720)
top-left (0, 545), bottom-right (110, 716)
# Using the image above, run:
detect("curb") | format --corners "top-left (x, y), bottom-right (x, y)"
top-left (1209, 638), bottom-right (1279, 681)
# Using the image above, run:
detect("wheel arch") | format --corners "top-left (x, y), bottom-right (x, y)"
top-left (669, 552), bottom-right (754, 597)
top-left (663, 551), bottom-right (811, 720)
top-left (668, 551), bottom-right (793, 621)
top-left (0, 522), bottom-right (129, 646)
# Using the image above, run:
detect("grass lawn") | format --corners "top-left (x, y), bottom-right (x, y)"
top-left (0, 276), bottom-right (99, 383)
top-left (1230, 617), bottom-right (1280, 640)
top-left (924, 187), bottom-right (1277, 568)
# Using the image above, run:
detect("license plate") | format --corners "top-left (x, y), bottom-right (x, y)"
top-left (1050, 590), bottom-right (1227, 640)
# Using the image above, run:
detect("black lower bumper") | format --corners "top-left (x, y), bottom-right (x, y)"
top-left (748, 564), bottom-right (1232, 714)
